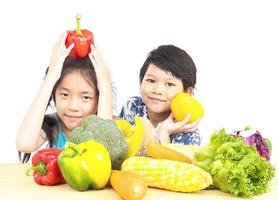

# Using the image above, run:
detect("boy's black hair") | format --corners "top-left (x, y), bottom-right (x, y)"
top-left (19, 56), bottom-right (97, 163)
top-left (139, 45), bottom-right (197, 90)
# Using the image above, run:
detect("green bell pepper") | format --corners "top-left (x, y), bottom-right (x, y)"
top-left (58, 140), bottom-right (111, 191)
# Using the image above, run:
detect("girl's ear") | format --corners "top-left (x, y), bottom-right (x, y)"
top-left (185, 87), bottom-right (193, 95)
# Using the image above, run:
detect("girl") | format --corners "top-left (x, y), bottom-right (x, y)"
top-left (16, 32), bottom-right (113, 162)
top-left (119, 45), bottom-right (201, 145)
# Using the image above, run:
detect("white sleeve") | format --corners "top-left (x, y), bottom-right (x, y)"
top-left (112, 81), bottom-right (118, 116)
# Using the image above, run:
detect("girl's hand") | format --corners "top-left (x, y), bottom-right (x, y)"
top-left (89, 44), bottom-right (112, 90)
top-left (47, 32), bottom-right (74, 81)
top-left (157, 113), bottom-right (200, 143)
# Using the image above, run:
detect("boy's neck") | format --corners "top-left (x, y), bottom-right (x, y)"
top-left (147, 110), bottom-right (170, 128)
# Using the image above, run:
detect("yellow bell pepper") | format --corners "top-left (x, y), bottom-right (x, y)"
top-left (115, 117), bottom-right (144, 158)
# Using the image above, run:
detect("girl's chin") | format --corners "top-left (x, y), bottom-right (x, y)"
top-left (64, 121), bottom-right (82, 131)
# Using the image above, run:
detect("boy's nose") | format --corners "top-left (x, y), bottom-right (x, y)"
top-left (153, 83), bottom-right (164, 94)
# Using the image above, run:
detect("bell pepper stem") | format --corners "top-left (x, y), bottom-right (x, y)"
top-left (26, 162), bottom-right (46, 176)
top-left (65, 142), bottom-right (83, 155)
top-left (76, 14), bottom-right (82, 35)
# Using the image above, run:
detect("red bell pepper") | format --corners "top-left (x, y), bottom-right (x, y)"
top-left (65, 14), bottom-right (94, 59)
top-left (26, 148), bottom-right (65, 186)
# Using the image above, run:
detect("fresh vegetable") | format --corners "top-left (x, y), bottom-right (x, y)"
top-left (115, 119), bottom-right (134, 137)
top-left (65, 14), bottom-right (94, 59)
top-left (194, 129), bottom-right (275, 198)
top-left (26, 148), bottom-right (64, 186)
top-left (171, 92), bottom-right (205, 122)
top-left (116, 117), bottom-right (144, 158)
top-left (69, 115), bottom-right (128, 169)
top-left (162, 143), bottom-right (200, 162)
top-left (58, 140), bottom-right (111, 191)
top-left (234, 128), bottom-right (271, 161)
top-left (110, 170), bottom-right (148, 200)
top-left (121, 156), bottom-right (212, 192)
top-left (146, 142), bottom-right (192, 163)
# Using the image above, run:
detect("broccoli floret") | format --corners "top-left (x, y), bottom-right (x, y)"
top-left (69, 115), bottom-right (128, 169)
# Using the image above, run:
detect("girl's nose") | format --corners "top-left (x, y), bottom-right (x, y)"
top-left (68, 98), bottom-right (79, 111)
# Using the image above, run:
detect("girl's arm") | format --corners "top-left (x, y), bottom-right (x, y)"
top-left (89, 44), bottom-right (112, 119)
top-left (16, 33), bottom-right (74, 152)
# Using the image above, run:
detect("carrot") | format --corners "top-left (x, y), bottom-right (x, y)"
top-left (110, 170), bottom-right (148, 200)
top-left (146, 142), bottom-right (192, 163)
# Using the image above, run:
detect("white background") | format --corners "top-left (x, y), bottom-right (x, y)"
top-left (0, 0), bottom-right (277, 163)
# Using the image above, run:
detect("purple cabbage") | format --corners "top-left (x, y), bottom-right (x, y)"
top-left (234, 130), bottom-right (270, 161)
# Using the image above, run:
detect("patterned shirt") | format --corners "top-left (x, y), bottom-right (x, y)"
top-left (119, 96), bottom-right (201, 145)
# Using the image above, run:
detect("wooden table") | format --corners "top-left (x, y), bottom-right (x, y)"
top-left (0, 164), bottom-right (277, 200)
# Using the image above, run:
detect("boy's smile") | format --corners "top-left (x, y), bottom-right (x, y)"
top-left (148, 96), bottom-right (166, 103)
top-left (140, 64), bottom-right (184, 115)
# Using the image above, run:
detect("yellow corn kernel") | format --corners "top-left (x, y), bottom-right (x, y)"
top-left (121, 156), bottom-right (212, 192)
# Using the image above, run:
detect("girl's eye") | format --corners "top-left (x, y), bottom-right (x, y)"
top-left (146, 79), bottom-right (155, 83)
top-left (166, 82), bottom-right (175, 87)
top-left (60, 93), bottom-right (68, 97)
top-left (83, 96), bottom-right (92, 101)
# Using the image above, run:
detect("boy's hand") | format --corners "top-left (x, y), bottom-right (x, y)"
top-left (48, 32), bottom-right (74, 81)
top-left (157, 113), bottom-right (200, 143)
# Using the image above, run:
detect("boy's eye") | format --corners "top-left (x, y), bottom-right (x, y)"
top-left (166, 82), bottom-right (175, 87)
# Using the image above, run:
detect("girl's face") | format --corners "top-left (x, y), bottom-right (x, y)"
top-left (55, 71), bottom-right (98, 135)
top-left (140, 64), bottom-right (184, 115)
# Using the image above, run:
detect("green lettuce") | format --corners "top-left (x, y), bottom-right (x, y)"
top-left (194, 129), bottom-right (275, 198)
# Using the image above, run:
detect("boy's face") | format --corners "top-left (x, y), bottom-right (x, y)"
top-left (140, 64), bottom-right (184, 115)
top-left (55, 71), bottom-right (98, 135)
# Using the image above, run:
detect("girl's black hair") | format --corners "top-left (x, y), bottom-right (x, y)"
top-left (139, 45), bottom-right (197, 90)
top-left (19, 56), bottom-right (97, 163)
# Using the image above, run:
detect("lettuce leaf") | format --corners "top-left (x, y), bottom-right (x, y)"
top-left (194, 129), bottom-right (275, 197)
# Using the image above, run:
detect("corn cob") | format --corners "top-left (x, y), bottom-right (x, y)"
top-left (121, 156), bottom-right (212, 192)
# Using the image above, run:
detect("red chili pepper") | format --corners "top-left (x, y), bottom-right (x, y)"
top-left (26, 148), bottom-right (65, 186)
top-left (65, 14), bottom-right (94, 59)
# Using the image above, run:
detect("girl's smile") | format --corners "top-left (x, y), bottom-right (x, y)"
top-left (55, 70), bottom-right (98, 135)
top-left (64, 114), bottom-right (83, 122)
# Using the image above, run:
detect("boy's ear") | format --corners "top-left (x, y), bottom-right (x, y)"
top-left (185, 87), bottom-right (193, 95)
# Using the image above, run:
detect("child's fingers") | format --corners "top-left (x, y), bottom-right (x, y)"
top-left (65, 43), bottom-right (74, 56)
top-left (180, 113), bottom-right (190, 124)
top-left (91, 46), bottom-right (103, 66)
top-left (89, 53), bottom-right (99, 70)
top-left (91, 44), bottom-right (105, 64)
top-left (90, 43), bottom-right (96, 52)
top-left (180, 119), bottom-right (200, 132)
top-left (57, 32), bottom-right (68, 53)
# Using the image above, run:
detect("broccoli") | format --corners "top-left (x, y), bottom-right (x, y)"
top-left (69, 115), bottom-right (128, 169)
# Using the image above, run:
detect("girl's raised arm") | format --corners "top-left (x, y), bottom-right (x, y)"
top-left (16, 33), bottom-right (74, 152)
top-left (89, 44), bottom-right (113, 119)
